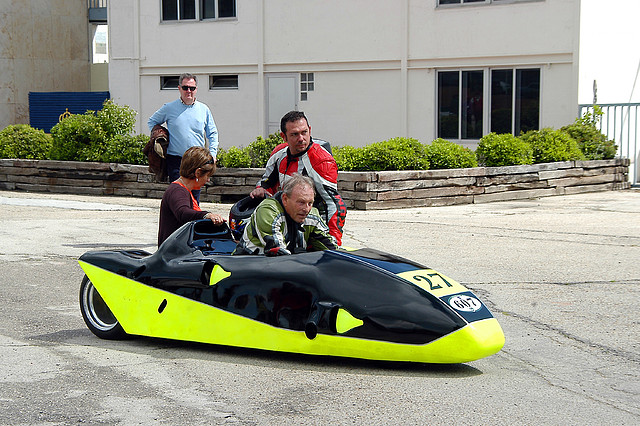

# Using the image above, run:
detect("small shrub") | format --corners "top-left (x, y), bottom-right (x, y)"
top-left (425, 138), bottom-right (477, 169)
top-left (360, 138), bottom-right (429, 171)
top-left (520, 128), bottom-right (585, 163)
top-left (49, 113), bottom-right (106, 161)
top-left (561, 107), bottom-right (617, 160)
top-left (0, 124), bottom-right (52, 159)
top-left (49, 100), bottom-right (139, 162)
top-left (476, 133), bottom-right (533, 167)
top-left (96, 99), bottom-right (137, 139)
top-left (246, 133), bottom-right (283, 167)
top-left (101, 134), bottom-right (148, 164)
top-left (333, 145), bottom-right (369, 171)
top-left (216, 134), bottom-right (282, 168)
top-left (218, 146), bottom-right (252, 168)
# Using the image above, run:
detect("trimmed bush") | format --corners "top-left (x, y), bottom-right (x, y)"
top-left (0, 124), bottom-right (52, 159)
top-left (49, 113), bottom-right (106, 161)
top-left (246, 133), bottom-right (283, 167)
top-left (49, 100), bottom-right (140, 162)
top-left (520, 128), bottom-right (585, 163)
top-left (476, 133), bottom-right (533, 167)
top-left (561, 108), bottom-right (617, 160)
top-left (97, 99), bottom-right (137, 140)
top-left (361, 138), bottom-right (429, 171)
top-left (217, 133), bottom-right (282, 168)
top-left (425, 138), bottom-right (477, 169)
top-left (101, 134), bottom-right (148, 164)
top-left (218, 146), bottom-right (252, 168)
top-left (333, 145), bottom-right (369, 171)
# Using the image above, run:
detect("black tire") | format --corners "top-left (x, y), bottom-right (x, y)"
top-left (230, 195), bottom-right (262, 220)
top-left (79, 275), bottom-right (128, 340)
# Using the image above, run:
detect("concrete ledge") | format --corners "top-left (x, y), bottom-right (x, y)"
top-left (0, 158), bottom-right (629, 210)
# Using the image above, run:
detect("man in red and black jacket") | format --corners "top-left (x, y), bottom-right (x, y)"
top-left (250, 111), bottom-right (347, 245)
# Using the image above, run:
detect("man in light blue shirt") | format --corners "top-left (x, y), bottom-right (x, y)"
top-left (148, 73), bottom-right (218, 201)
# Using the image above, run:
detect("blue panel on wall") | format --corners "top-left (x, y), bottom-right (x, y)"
top-left (28, 91), bottom-right (110, 132)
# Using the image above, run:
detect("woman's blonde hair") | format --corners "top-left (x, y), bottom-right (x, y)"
top-left (180, 147), bottom-right (215, 180)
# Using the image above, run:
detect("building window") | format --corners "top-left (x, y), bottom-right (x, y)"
top-left (437, 70), bottom-right (483, 140)
top-left (438, 0), bottom-right (536, 6)
top-left (160, 76), bottom-right (180, 90)
top-left (491, 69), bottom-right (540, 135)
top-left (92, 24), bottom-right (108, 64)
top-left (300, 73), bottom-right (314, 101)
top-left (439, 0), bottom-right (486, 4)
top-left (209, 74), bottom-right (238, 90)
top-left (437, 68), bottom-right (540, 140)
top-left (162, 0), bottom-right (236, 21)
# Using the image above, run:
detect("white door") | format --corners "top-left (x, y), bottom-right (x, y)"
top-left (266, 74), bottom-right (297, 135)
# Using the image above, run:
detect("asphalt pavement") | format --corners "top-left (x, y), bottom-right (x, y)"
top-left (0, 188), bottom-right (638, 424)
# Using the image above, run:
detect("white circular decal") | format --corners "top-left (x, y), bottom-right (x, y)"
top-left (448, 295), bottom-right (482, 312)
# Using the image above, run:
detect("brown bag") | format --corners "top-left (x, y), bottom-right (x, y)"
top-left (143, 125), bottom-right (169, 181)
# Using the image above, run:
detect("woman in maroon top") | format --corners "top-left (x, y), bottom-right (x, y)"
top-left (157, 147), bottom-right (225, 246)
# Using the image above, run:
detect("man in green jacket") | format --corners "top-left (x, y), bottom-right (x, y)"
top-left (235, 174), bottom-right (338, 256)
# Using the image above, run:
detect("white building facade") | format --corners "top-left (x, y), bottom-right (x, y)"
top-left (108, 0), bottom-right (580, 150)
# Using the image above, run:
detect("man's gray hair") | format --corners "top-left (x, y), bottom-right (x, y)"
top-left (282, 174), bottom-right (315, 196)
top-left (179, 73), bottom-right (197, 86)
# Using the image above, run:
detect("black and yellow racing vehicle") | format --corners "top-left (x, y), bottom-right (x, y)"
top-left (78, 219), bottom-right (504, 364)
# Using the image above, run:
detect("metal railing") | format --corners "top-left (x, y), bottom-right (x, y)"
top-left (579, 103), bottom-right (639, 185)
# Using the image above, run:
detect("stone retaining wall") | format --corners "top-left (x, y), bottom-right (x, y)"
top-left (0, 158), bottom-right (630, 209)
top-left (342, 159), bottom-right (630, 209)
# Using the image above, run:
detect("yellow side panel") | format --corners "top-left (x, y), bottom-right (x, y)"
top-left (209, 264), bottom-right (231, 286)
top-left (79, 261), bottom-right (504, 363)
top-left (335, 308), bottom-right (364, 334)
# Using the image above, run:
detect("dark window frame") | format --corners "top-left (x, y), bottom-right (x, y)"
top-left (209, 74), bottom-right (239, 90)
top-left (161, 0), bottom-right (236, 22)
top-left (437, 69), bottom-right (484, 140)
top-left (437, 0), bottom-right (542, 7)
top-left (437, 67), bottom-right (540, 140)
top-left (160, 75), bottom-right (180, 90)
top-left (300, 72), bottom-right (314, 102)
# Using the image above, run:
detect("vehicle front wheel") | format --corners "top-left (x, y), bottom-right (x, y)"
top-left (79, 275), bottom-right (128, 340)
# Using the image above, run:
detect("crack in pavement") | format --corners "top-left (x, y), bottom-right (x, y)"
top-left (475, 296), bottom-right (640, 364)
top-left (352, 219), bottom-right (640, 247)
top-left (497, 349), bottom-right (640, 417)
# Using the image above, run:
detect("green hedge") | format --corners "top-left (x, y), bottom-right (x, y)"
top-left (520, 128), bottom-right (585, 163)
top-left (335, 138), bottom-right (430, 171)
top-left (217, 146), bottom-right (252, 168)
top-left (49, 99), bottom-right (146, 164)
top-left (0, 103), bottom-right (621, 172)
top-left (425, 138), bottom-right (477, 169)
top-left (476, 133), bottom-right (533, 167)
top-left (102, 134), bottom-right (148, 165)
top-left (217, 133), bottom-right (282, 168)
top-left (561, 107), bottom-right (617, 160)
top-left (0, 124), bottom-right (52, 159)
top-left (49, 113), bottom-right (105, 161)
top-left (332, 145), bottom-right (368, 171)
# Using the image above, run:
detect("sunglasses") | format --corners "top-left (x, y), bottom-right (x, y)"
top-left (200, 158), bottom-right (215, 168)
top-left (181, 85), bottom-right (197, 91)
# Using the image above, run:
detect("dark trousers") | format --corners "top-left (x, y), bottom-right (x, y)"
top-left (166, 154), bottom-right (201, 203)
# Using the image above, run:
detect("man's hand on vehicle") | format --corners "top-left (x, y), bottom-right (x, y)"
top-left (250, 187), bottom-right (268, 199)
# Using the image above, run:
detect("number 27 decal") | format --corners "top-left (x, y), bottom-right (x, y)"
top-left (397, 269), bottom-right (467, 297)
top-left (412, 272), bottom-right (453, 291)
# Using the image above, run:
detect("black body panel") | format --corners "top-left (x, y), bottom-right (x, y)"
top-left (79, 220), bottom-right (467, 345)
